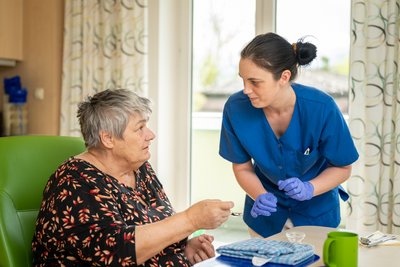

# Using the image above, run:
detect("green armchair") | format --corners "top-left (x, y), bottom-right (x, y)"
top-left (0, 136), bottom-right (85, 267)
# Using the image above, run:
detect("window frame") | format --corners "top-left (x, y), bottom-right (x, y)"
top-left (148, 0), bottom-right (275, 210)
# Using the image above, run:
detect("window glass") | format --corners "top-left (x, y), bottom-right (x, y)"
top-left (276, 0), bottom-right (351, 114)
top-left (192, 0), bottom-right (256, 113)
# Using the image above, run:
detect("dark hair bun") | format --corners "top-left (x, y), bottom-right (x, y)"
top-left (295, 41), bottom-right (317, 66)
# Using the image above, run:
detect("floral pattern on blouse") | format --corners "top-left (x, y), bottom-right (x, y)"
top-left (32, 158), bottom-right (190, 266)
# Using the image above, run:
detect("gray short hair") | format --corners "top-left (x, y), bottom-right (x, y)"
top-left (77, 89), bottom-right (152, 148)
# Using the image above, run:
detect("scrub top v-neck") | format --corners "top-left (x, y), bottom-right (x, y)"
top-left (219, 83), bottom-right (359, 237)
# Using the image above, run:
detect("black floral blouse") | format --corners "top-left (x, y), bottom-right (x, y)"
top-left (32, 158), bottom-right (191, 266)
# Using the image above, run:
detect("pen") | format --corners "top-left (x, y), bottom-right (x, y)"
top-left (231, 212), bottom-right (242, 216)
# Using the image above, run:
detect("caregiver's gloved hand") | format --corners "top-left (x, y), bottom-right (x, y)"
top-left (250, 192), bottom-right (277, 218)
top-left (278, 177), bottom-right (314, 201)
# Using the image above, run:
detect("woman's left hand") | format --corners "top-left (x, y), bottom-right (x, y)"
top-left (184, 234), bottom-right (215, 265)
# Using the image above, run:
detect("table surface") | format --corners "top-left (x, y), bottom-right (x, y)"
top-left (267, 226), bottom-right (400, 267)
top-left (195, 226), bottom-right (400, 267)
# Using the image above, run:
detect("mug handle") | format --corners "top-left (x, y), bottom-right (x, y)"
top-left (323, 237), bottom-right (336, 267)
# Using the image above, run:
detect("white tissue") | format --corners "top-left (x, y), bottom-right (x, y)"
top-left (252, 256), bottom-right (271, 266)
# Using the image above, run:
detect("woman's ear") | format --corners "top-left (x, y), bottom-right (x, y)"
top-left (280, 70), bottom-right (291, 83)
top-left (99, 131), bottom-right (114, 149)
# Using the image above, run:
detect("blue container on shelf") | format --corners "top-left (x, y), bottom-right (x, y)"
top-left (3, 76), bottom-right (28, 136)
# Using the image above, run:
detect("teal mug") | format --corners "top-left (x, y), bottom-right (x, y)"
top-left (323, 231), bottom-right (358, 267)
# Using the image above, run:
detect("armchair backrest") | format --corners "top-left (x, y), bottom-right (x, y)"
top-left (0, 136), bottom-right (85, 267)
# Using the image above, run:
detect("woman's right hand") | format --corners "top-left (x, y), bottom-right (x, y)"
top-left (250, 192), bottom-right (277, 218)
top-left (185, 200), bottom-right (234, 230)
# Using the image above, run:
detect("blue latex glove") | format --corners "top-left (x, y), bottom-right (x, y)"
top-left (250, 192), bottom-right (277, 218)
top-left (278, 177), bottom-right (314, 201)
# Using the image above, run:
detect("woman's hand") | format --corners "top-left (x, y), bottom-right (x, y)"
top-left (250, 192), bottom-right (277, 218)
top-left (278, 177), bottom-right (314, 201)
top-left (184, 234), bottom-right (215, 265)
top-left (185, 199), bottom-right (234, 230)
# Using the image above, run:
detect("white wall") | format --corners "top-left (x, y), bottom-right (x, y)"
top-left (148, 0), bottom-right (192, 211)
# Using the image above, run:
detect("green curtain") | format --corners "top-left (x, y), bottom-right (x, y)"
top-left (347, 0), bottom-right (400, 234)
top-left (60, 0), bottom-right (148, 136)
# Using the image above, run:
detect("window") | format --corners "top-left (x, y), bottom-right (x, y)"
top-left (191, 0), bottom-right (256, 237)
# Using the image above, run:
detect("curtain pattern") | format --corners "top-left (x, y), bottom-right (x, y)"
top-left (60, 0), bottom-right (147, 136)
top-left (347, 0), bottom-right (400, 234)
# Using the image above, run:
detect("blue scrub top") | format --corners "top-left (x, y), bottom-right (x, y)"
top-left (219, 83), bottom-right (359, 237)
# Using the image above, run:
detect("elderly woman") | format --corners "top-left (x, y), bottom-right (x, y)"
top-left (32, 89), bottom-right (234, 266)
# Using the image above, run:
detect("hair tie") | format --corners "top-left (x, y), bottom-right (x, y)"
top-left (292, 43), bottom-right (297, 54)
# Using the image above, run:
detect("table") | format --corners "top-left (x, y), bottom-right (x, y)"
top-left (195, 226), bottom-right (400, 267)
top-left (267, 226), bottom-right (400, 267)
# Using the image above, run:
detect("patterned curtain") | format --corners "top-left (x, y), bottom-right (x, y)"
top-left (60, 0), bottom-right (147, 136)
top-left (347, 0), bottom-right (400, 234)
